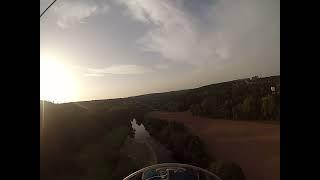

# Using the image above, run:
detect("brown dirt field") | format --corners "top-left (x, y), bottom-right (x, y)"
top-left (146, 111), bottom-right (280, 180)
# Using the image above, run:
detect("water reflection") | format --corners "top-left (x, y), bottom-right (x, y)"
top-left (131, 118), bottom-right (175, 163)
top-left (131, 118), bottom-right (151, 142)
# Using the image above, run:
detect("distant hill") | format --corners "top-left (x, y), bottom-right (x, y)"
top-left (44, 75), bottom-right (279, 121)
top-left (72, 75), bottom-right (280, 121)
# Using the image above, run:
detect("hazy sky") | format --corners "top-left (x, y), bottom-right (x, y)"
top-left (40, 0), bottom-right (279, 102)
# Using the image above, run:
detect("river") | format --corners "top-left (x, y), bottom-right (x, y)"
top-left (131, 118), bottom-right (175, 163)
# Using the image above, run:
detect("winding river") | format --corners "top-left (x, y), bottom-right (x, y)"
top-left (131, 118), bottom-right (175, 163)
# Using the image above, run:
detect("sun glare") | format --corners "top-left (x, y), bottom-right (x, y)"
top-left (40, 55), bottom-right (78, 103)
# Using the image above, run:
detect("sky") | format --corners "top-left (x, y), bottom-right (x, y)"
top-left (40, 0), bottom-right (280, 103)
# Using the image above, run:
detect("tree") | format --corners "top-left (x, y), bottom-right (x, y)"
top-left (241, 96), bottom-right (252, 119)
top-left (165, 101), bottom-right (184, 112)
top-left (209, 161), bottom-right (246, 180)
top-left (232, 104), bottom-right (242, 120)
top-left (223, 99), bottom-right (233, 118)
top-left (201, 96), bottom-right (218, 115)
top-left (242, 96), bottom-right (253, 113)
top-left (190, 104), bottom-right (202, 116)
top-left (240, 96), bottom-right (259, 119)
top-left (261, 95), bottom-right (276, 119)
top-left (185, 94), bottom-right (202, 108)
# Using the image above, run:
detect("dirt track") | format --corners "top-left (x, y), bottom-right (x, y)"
top-left (146, 111), bottom-right (280, 180)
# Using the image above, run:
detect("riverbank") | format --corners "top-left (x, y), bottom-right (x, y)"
top-left (131, 119), bottom-right (175, 165)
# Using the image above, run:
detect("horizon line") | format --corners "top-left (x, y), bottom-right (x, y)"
top-left (41, 74), bottom-right (280, 104)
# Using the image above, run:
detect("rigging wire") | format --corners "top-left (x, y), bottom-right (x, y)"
top-left (40, 0), bottom-right (58, 18)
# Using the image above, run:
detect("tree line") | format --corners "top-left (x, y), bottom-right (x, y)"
top-left (157, 76), bottom-right (280, 121)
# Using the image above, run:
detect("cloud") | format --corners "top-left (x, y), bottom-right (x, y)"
top-left (83, 73), bottom-right (105, 77)
top-left (85, 65), bottom-right (152, 76)
top-left (154, 64), bottom-right (169, 70)
top-left (116, 0), bottom-right (199, 63)
top-left (115, 0), bottom-right (279, 72)
top-left (53, 0), bottom-right (109, 29)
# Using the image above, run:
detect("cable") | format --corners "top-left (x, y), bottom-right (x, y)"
top-left (40, 0), bottom-right (58, 18)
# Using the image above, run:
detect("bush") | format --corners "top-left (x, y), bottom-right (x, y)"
top-left (209, 161), bottom-right (246, 180)
top-left (190, 104), bottom-right (202, 116)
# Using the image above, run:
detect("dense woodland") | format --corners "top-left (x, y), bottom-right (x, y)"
top-left (130, 75), bottom-right (280, 121)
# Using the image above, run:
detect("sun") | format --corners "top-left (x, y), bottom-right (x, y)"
top-left (40, 55), bottom-right (78, 103)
